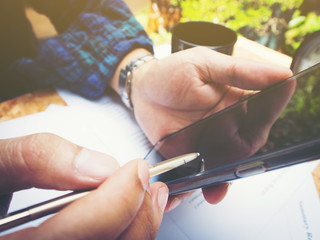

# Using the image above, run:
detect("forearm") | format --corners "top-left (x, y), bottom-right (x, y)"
top-left (11, 0), bottom-right (153, 99)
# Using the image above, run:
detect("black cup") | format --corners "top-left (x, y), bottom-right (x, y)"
top-left (171, 21), bottom-right (237, 55)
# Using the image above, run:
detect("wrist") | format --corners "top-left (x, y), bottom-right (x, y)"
top-left (120, 54), bottom-right (155, 109)
top-left (110, 49), bottom-right (152, 96)
top-left (110, 49), bottom-right (156, 110)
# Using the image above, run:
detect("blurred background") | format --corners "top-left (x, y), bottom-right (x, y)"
top-left (134, 0), bottom-right (320, 57)
top-left (26, 0), bottom-right (320, 58)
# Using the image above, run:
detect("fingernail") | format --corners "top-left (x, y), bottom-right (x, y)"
top-left (75, 149), bottom-right (118, 181)
top-left (138, 160), bottom-right (150, 191)
top-left (167, 197), bottom-right (182, 212)
top-left (158, 187), bottom-right (169, 212)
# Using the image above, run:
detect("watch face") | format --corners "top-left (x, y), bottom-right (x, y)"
top-left (291, 30), bottom-right (320, 73)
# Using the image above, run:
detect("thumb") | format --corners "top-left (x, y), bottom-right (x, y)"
top-left (191, 47), bottom-right (292, 89)
top-left (0, 133), bottom-right (119, 193)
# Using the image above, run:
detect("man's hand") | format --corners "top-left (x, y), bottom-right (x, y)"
top-left (130, 47), bottom-right (292, 204)
top-left (0, 133), bottom-right (168, 239)
top-left (131, 47), bottom-right (292, 143)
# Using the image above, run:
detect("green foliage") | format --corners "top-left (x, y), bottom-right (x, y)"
top-left (285, 11), bottom-right (320, 55)
top-left (260, 69), bottom-right (320, 152)
top-left (178, 0), bottom-right (320, 54)
top-left (180, 0), bottom-right (302, 28)
top-left (141, 0), bottom-right (320, 54)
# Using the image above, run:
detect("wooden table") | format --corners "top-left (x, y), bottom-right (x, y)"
top-left (0, 88), bottom-right (66, 122)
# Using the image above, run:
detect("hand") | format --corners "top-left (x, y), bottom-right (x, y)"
top-left (132, 47), bottom-right (293, 143)
top-left (0, 133), bottom-right (168, 239)
top-left (131, 47), bottom-right (293, 204)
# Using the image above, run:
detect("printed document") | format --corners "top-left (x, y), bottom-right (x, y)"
top-left (0, 89), bottom-right (319, 239)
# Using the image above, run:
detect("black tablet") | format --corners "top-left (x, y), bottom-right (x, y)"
top-left (145, 63), bottom-right (320, 195)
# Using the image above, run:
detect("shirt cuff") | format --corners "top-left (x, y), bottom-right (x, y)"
top-left (11, 0), bottom-right (153, 99)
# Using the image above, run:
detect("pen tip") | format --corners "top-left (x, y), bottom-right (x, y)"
top-left (192, 152), bottom-right (200, 159)
top-left (185, 152), bottom-right (200, 163)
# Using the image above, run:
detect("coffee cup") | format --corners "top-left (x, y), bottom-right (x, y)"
top-left (171, 21), bottom-right (237, 55)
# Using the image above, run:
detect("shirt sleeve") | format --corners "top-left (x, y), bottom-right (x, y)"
top-left (10, 0), bottom-right (153, 98)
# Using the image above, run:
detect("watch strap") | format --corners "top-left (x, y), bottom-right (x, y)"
top-left (119, 54), bottom-right (155, 109)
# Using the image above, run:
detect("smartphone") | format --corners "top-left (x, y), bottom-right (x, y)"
top-left (145, 62), bottom-right (320, 195)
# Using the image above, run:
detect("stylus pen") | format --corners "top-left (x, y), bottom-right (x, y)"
top-left (0, 152), bottom-right (199, 232)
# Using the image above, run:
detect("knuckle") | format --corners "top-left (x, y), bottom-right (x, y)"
top-left (228, 62), bottom-right (239, 87)
top-left (19, 133), bottom-right (61, 173)
top-left (193, 46), bottom-right (208, 53)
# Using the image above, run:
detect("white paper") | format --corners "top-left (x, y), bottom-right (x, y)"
top-left (157, 160), bottom-right (320, 240)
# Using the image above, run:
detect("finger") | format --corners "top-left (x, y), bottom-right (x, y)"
top-left (2, 159), bottom-right (149, 240)
top-left (119, 182), bottom-right (169, 240)
top-left (190, 47), bottom-right (293, 90)
top-left (0, 133), bottom-right (119, 193)
top-left (165, 191), bottom-right (194, 212)
top-left (149, 182), bottom-right (169, 238)
top-left (202, 183), bottom-right (230, 204)
top-left (26, 159), bottom-right (150, 239)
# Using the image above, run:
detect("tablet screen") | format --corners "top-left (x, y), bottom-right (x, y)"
top-left (145, 63), bottom-right (320, 185)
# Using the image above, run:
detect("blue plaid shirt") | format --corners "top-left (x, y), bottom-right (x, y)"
top-left (1, 0), bottom-right (153, 100)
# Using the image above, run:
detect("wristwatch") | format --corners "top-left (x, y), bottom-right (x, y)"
top-left (119, 54), bottom-right (155, 109)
